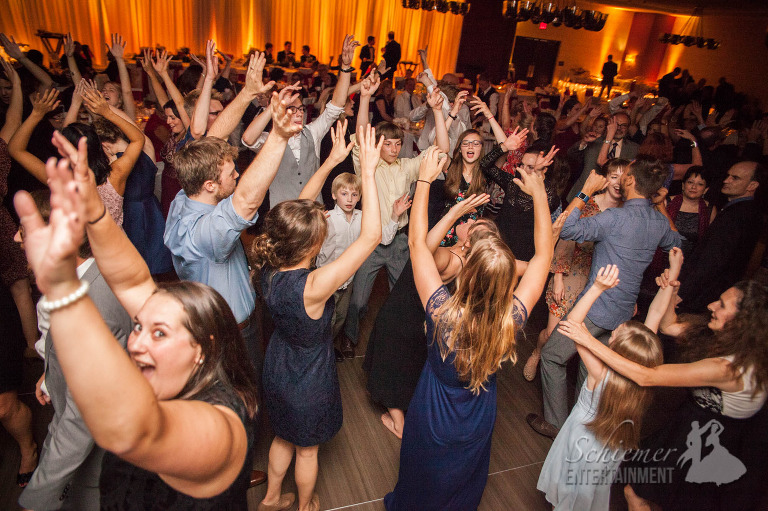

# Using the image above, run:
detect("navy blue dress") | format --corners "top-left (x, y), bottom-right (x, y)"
top-left (384, 286), bottom-right (527, 511)
top-left (121, 152), bottom-right (173, 275)
top-left (261, 268), bottom-right (342, 446)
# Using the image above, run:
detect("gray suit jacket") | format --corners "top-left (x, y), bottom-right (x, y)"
top-left (19, 262), bottom-right (132, 511)
top-left (566, 137), bottom-right (639, 201)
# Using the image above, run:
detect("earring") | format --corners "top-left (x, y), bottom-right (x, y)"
top-left (197, 357), bottom-right (204, 365)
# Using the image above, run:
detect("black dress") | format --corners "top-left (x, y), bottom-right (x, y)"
top-left (479, 145), bottom-right (561, 261)
top-left (99, 383), bottom-right (255, 510)
top-left (261, 268), bottom-right (342, 446)
top-left (363, 261), bottom-right (427, 411)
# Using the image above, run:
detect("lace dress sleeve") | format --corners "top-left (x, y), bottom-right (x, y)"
top-left (512, 295), bottom-right (528, 327)
top-left (426, 285), bottom-right (451, 320)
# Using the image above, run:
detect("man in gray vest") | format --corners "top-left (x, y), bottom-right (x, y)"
top-left (241, 34), bottom-right (359, 208)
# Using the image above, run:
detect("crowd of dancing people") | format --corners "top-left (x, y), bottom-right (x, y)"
top-left (0, 27), bottom-right (767, 511)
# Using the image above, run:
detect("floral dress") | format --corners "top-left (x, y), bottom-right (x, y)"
top-left (440, 176), bottom-right (485, 247)
top-left (545, 197), bottom-right (601, 318)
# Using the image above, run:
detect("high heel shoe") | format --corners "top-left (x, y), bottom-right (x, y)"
top-left (523, 348), bottom-right (540, 381)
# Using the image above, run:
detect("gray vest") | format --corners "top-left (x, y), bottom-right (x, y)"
top-left (269, 127), bottom-right (319, 208)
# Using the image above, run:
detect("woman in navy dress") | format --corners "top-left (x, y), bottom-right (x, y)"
top-left (252, 124), bottom-right (382, 511)
top-left (385, 144), bottom-right (553, 511)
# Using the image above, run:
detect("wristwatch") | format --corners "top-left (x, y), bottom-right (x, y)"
top-left (690, 140), bottom-right (698, 148)
top-left (448, 113), bottom-right (457, 120)
top-left (576, 191), bottom-right (590, 204)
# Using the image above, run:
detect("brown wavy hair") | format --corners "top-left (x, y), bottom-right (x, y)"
top-left (587, 321), bottom-right (663, 450)
top-left (158, 281), bottom-right (260, 418)
top-left (250, 199), bottom-right (327, 270)
top-left (433, 233), bottom-right (520, 394)
top-left (678, 281), bottom-right (768, 396)
top-left (638, 131), bottom-right (674, 164)
top-left (444, 129), bottom-right (487, 200)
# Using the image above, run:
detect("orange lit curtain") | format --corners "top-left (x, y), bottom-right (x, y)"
top-left (0, 0), bottom-right (463, 79)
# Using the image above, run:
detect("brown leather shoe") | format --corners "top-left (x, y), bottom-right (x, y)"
top-left (256, 493), bottom-right (295, 511)
top-left (340, 335), bottom-right (355, 359)
top-left (526, 413), bottom-right (560, 439)
top-left (249, 469), bottom-right (267, 487)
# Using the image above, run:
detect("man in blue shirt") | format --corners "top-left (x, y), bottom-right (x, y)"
top-left (164, 93), bottom-right (300, 385)
top-left (528, 157), bottom-right (681, 437)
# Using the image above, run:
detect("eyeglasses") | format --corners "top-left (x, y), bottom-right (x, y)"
top-left (616, 123), bottom-right (629, 128)
top-left (286, 105), bottom-right (306, 115)
top-left (460, 140), bottom-right (483, 147)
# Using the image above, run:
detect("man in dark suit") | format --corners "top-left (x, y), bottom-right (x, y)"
top-left (566, 112), bottom-right (639, 201)
top-left (277, 41), bottom-right (295, 67)
top-left (359, 35), bottom-right (376, 74)
top-left (598, 55), bottom-right (618, 98)
top-left (19, 233), bottom-right (132, 511)
top-left (381, 31), bottom-right (400, 81)
top-left (678, 161), bottom-right (766, 312)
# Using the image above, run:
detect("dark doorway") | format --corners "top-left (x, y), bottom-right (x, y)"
top-left (511, 37), bottom-right (560, 89)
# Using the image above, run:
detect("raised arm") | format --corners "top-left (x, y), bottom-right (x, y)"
top-left (596, 116), bottom-right (617, 167)
top-left (0, 34), bottom-right (53, 89)
top-left (190, 40), bottom-right (217, 140)
top-left (0, 57), bottom-right (22, 143)
top-left (501, 86), bottom-right (516, 132)
top-left (645, 247), bottom-right (684, 333)
top-left (15, 152), bottom-right (246, 495)
top-left (231, 88), bottom-right (302, 221)
top-left (426, 193), bottom-right (490, 253)
top-left (106, 33), bottom-right (136, 121)
top-left (154, 50), bottom-right (190, 128)
top-left (445, 90), bottom-right (467, 131)
top-left (304, 124), bottom-right (382, 313)
top-left (330, 35), bottom-right (359, 109)
top-left (470, 97), bottom-right (506, 143)
top-left (299, 120), bottom-right (353, 201)
top-left (7, 89), bottom-right (60, 183)
top-left (671, 129), bottom-right (703, 180)
top-left (356, 74), bottom-right (380, 135)
top-left (427, 89), bottom-right (450, 153)
top-left (511, 169), bottom-right (555, 313)
top-left (209, 51), bottom-right (274, 140)
top-left (82, 88), bottom-right (144, 195)
top-left (63, 79), bottom-right (85, 128)
top-left (63, 34), bottom-right (82, 86)
top-left (140, 49), bottom-right (169, 107)
top-left (410, 146), bottom-right (450, 308)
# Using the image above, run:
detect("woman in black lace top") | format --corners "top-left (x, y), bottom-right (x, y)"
top-left (479, 137), bottom-right (562, 261)
top-left (15, 135), bottom-right (260, 510)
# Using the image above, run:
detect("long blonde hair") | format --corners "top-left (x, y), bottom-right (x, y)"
top-left (433, 234), bottom-right (520, 394)
top-left (587, 321), bottom-right (663, 450)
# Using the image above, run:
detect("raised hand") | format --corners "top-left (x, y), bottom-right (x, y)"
top-left (376, 60), bottom-right (391, 78)
top-left (417, 146), bottom-right (449, 182)
top-left (650, 187), bottom-right (668, 206)
top-left (106, 33), bottom-right (126, 61)
top-left (557, 319), bottom-right (596, 348)
top-left (469, 97), bottom-right (491, 119)
top-left (51, 132), bottom-right (103, 222)
top-left (513, 165), bottom-right (546, 197)
top-left (533, 145), bottom-right (559, 173)
top-left (360, 74), bottom-right (380, 98)
top-left (216, 49), bottom-right (232, 63)
top-left (668, 247), bottom-right (683, 273)
top-left (327, 119), bottom-right (354, 164)
top-left (426, 89), bottom-right (444, 110)
top-left (392, 193), bottom-right (413, 217)
top-left (593, 264), bottom-right (620, 291)
top-left (0, 56), bottom-right (19, 86)
top-left (0, 34), bottom-right (24, 61)
top-left (64, 33), bottom-right (75, 57)
top-left (14, 156), bottom-right (86, 295)
top-left (417, 45), bottom-right (429, 67)
top-left (31, 89), bottom-right (61, 116)
top-left (719, 108), bottom-right (735, 125)
top-left (501, 126), bottom-right (529, 152)
top-left (71, 78), bottom-right (87, 103)
top-left (358, 124), bottom-right (384, 177)
top-left (504, 85), bottom-right (517, 101)
top-left (340, 34), bottom-right (360, 67)
top-left (551, 211), bottom-right (567, 241)
top-left (674, 129), bottom-right (696, 142)
top-left (582, 169), bottom-right (608, 196)
top-left (140, 48), bottom-right (154, 73)
top-left (605, 115), bottom-right (618, 141)
top-left (81, 88), bottom-right (110, 117)
top-left (204, 40), bottom-right (219, 79)
top-left (152, 49), bottom-right (172, 76)
top-left (244, 51), bottom-right (274, 96)
top-left (270, 88), bottom-right (302, 139)
top-left (453, 193), bottom-right (490, 217)
top-left (691, 100), bottom-right (703, 122)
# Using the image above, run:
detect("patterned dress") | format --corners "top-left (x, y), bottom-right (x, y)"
top-left (0, 138), bottom-right (29, 287)
top-left (440, 176), bottom-right (485, 247)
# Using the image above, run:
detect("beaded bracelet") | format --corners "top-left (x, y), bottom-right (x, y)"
top-left (39, 280), bottom-right (90, 313)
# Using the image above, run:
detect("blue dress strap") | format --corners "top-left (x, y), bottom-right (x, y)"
top-left (512, 295), bottom-right (528, 326)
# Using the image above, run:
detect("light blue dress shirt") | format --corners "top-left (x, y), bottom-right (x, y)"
top-left (561, 198), bottom-right (681, 330)
top-left (164, 191), bottom-right (257, 323)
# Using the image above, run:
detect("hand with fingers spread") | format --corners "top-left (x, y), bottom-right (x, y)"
top-left (188, 52), bottom-right (205, 71)
top-left (593, 264), bottom-right (620, 291)
top-left (244, 51), bottom-right (275, 96)
top-left (81, 88), bottom-right (110, 117)
top-left (605, 115), bottom-right (618, 141)
top-left (340, 34), bottom-right (360, 67)
top-left (140, 48), bottom-right (154, 73)
top-left (417, 146), bottom-right (449, 183)
top-left (453, 193), bottom-right (490, 217)
top-left (64, 34), bottom-right (75, 57)
top-left (427, 89), bottom-right (444, 111)
top-left (534, 146), bottom-right (559, 173)
top-left (0, 33), bottom-right (25, 61)
top-left (203, 40), bottom-right (219, 79)
top-left (513, 165), bottom-right (546, 197)
top-left (747, 120), bottom-right (764, 144)
top-left (152, 49), bottom-right (172, 76)
top-left (31, 89), bottom-right (61, 117)
top-left (674, 129), bottom-right (696, 142)
top-left (451, 90), bottom-right (468, 117)
top-left (327, 119), bottom-right (355, 165)
top-left (501, 126), bottom-right (529, 152)
top-left (106, 33), bottom-right (126, 61)
top-left (582, 169), bottom-right (608, 196)
top-left (358, 124), bottom-right (384, 178)
top-left (270, 88), bottom-right (302, 139)
top-left (51, 132), bottom-right (103, 222)
top-left (469, 97), bottom-right (492, 120)
top-left (392, 193), bottom-right (413, 218)
top-left (0, 56), bottom-right (20, 86)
